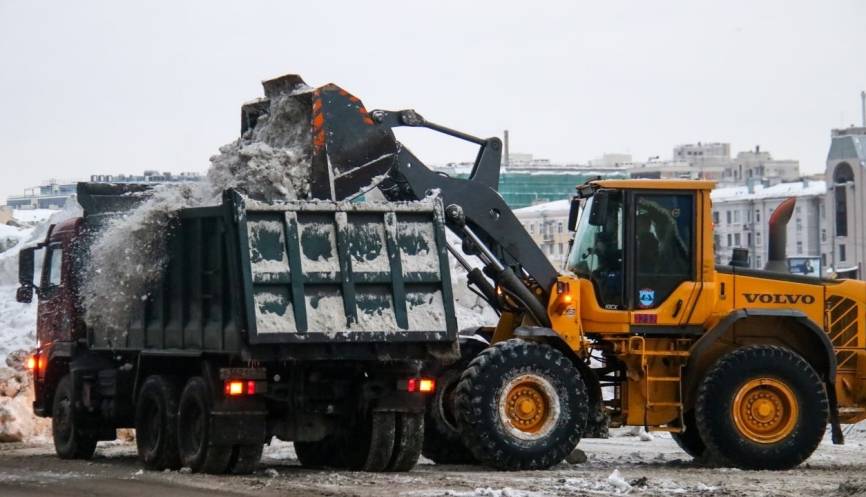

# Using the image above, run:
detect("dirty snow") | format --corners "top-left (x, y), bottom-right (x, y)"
top-left (81, 90), bottom-right (313, 334)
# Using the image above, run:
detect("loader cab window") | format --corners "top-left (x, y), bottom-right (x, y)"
top-left (567, 192), bottom-right (624, 309)
top-left (633, 193), bottom-right (693, 309)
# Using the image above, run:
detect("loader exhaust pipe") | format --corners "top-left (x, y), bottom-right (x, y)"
top-left (764, 197), bottom-right (796, 273)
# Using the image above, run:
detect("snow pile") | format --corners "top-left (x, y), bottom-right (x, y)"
top-left (82, 90), bottom-right (313, 333)
top-left (0, 352), bottom-right (50, 442)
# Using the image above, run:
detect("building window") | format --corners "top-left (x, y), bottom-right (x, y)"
top-left (747, 233), bottom-right (752, 246)
top-left (734, 210), bottom-right (740, 223)
top-left (796, 217), bottom-right (802, 232)
top-left (727, 234), bottom-right (732, 247)
top-left (756, 232), bottom-right (762, 246)
top-left (714, 234), bottom-right (720, 249)
top-left (756, 255), bottom-right (762, 267)
top-left (734, 233), bottom-right (741, 246)
top-left (755, 209), bottom-right (760, 222)
top-left (834, 163), bottom-right (854, 237)
top-left (726, 211), bottom-right (732, 224)
top-left (821, 229), bottom-right (826, 242)
top-left (796, 241), bottom-right (803, 254)
top-left (530, 223), bottom-right (535, 234)
top-left (840, 244), bottom-right (846, 262)
top-left (821, 253), bottom-right (827, 266)
top-left (558, 243), bottom-right (563, 255)
top-left (713, 211), bottom-right (719, 224)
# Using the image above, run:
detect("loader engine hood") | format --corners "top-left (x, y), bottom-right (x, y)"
top-left (241, 74), bottom-right (400, 202)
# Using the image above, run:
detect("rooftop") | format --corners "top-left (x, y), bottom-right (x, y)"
top-left (711, 180), bottom-right (826, 202)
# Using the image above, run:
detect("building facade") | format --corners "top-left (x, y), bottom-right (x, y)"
top-left (710, 180), bottom-right (827, 271)
top-left (628, 143), bottom-right (799, 186)
top-left (513, 199), bottom-right (571, 267)
top-left (824, 126), bottom-right (866, 279)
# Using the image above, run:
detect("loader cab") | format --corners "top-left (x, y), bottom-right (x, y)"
top-left (565, 180), bottom-right (715, 330)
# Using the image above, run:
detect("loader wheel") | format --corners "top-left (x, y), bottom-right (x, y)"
top-left (340, 411), bottom-right (396, 471)
top-left (671, 410), bottom-right (705, 459)
top-left (422, 342), bottom-right (485, 465)
top-left (695, 345), bottom-right (828, 470)
top-left (582, 401), bottom-right (610, 439)
top-left (177, 376), bottom-right (233, 474)
top-left (52, 375), bottom-right (97, 460)
top-left (387, 412), bottom-right (424, 472)
top-left (135, 375), bottom-right (182, 470)
top-left (227, 444), bottom-right (264, 475)
top-left (294, 437), bottom-right (341, 468)
top-left (454, 339), bottom-right (588, 470)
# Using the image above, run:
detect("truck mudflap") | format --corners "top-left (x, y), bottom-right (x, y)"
top-left (233, 191), bottom-right (458, 345)
top-left (209, 410), bottom-right (268, 447)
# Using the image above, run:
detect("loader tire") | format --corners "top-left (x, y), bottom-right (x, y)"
top-left (227, 444), bottom-right (263, 475)
top-left (294, 437), bottom-right (341, 469)
top-left (177, 376), bottom-right (233, 474)
top-left (422, 344), bottom-right (483, 465)
top-left (387, 412), bottom-right (424, 472)
top-left (695, 345), bottom-right (827, 470)
top-left (671, 410), bottom-right (705, 459)
top-left (135, 375), bottom-right (182, 470)
top-left (454, 339), bottom-right (588, 470)
top-left (52, 375), bottom-right (98, 460)
top-left (341, 411), bottom-right (396, 471)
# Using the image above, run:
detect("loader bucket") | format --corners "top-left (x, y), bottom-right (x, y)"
top-left (242, 74), bottom-right (400, 201)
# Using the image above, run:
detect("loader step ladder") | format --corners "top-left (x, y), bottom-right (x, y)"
top-left (628, 336), bottom-right (689, 433)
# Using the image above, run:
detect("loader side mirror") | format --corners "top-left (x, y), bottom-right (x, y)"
top-left (588, 190), bottom-right (610, 227)
top-left (567, 197), bottom-right (581, 232)
top-left (17, 246), bottom-right (36, 303)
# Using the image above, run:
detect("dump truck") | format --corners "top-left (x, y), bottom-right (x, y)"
top-left (17, 182), bottom-right (458, 473)
top-left (215, 75), bottom-right (866, 471)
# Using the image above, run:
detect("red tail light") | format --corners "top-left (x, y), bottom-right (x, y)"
top-left (26, 356), bottom-right (37, 371)
top-left (224, 380), bottom-right (263, 396)
top-left (405, 377), bottom-right (436, 394)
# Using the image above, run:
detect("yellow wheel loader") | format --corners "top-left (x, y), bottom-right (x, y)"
top-left (267, 74), bottom-right (866, 471)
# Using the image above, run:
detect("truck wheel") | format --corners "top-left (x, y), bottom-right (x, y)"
top-left (177, 376), bottom-right (233, 474)
top-left (671, 410), bottom-right (705, 459)
top-left (695, 345), bottom-right (828, 470)
top-left (422, 345), bottom-right (482, 465)
top-left (135, 375), bottom-right (181, 470)
top-left (294, 437), bottom-right (340, 468)
top-left (341, 411), bottom-right (396, 471)
top-left (52, 375), bottom-right (98, 460)
top-left (454, 339), bottom-right (588, 470)
top-left (387, 412), bottom-right (424, 472)
top-left (227, 444), bottom-right (263, 475)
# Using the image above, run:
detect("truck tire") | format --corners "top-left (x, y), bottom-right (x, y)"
top-left (387, 412), bottom-right (424, 472)
top-left (135, 375), bottom-right (182, 470)
top-left (177, 376), bottom-right (233, 474)
top-left (341, 411), bottom-right (396, 471)
top-left (294, 437), bottom-right (341, 468)
top-left (454, 339), bottom-right (589, 470)
top-left (671, 410), bottom-right (705, 459)
top-left (422, 342), bottom-right (484, 465)
top-left (227, 444), bottom-right (264, 475)
top-left (695, 345), bottom-right (828, 470)
top-left (52, 375), bottom-right (98, 460)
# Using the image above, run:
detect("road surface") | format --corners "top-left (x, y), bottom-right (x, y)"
top-left (1, 432), bottom-right (866, 496)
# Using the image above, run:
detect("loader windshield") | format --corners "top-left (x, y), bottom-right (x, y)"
top-left (566, 192), bottom-right (624, 309)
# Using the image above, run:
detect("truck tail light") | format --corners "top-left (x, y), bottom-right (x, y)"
top-left (26, 355), bottom-right (37, 371)
top-left (404, 377), bottom-right (436, 394)
top-left (224, 380), bottom-right (263, 396)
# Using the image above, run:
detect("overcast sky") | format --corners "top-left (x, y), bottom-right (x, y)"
top-left (1, 0), bottom-right (864, 202)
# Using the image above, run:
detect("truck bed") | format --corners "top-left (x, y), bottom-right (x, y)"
top-left (84, 187), bottom-right (458, 360)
